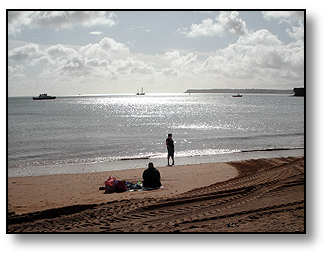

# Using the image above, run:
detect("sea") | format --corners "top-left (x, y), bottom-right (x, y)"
top-left (7, 93), bottom-right (304, 177)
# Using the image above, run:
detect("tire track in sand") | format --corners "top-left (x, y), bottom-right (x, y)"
top-left (7, 157), bottom-right (304, 233)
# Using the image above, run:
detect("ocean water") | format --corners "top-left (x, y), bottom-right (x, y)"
top-left (8, 93), bottom-right (304, 177)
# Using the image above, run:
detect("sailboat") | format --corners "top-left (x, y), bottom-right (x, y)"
top-left (136, 87), bottom-right (145, 95)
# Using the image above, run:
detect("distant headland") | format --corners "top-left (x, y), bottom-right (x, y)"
top-left (184, 88), bottom-right (295, 94)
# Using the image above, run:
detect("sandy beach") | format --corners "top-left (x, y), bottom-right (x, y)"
top-left (7, 156), bottom-right (304, 233)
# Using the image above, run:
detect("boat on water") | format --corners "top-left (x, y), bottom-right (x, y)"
top-left (232, 93), bottom-right (242, 97)
top-left (136, 87), bottom-right (145, 95)
top-left (33, 93), bottom-right (56, 100)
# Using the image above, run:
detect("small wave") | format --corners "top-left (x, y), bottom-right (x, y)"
top-left (119, 156), bottom-right (150, 161)
top-left (240, 147), bottom-right (304, 153)
top-left (9, 153), bottom-right (162, 169)
top-left (199, 132), bottom-right (304, 142)
top-left (174, 149), bottom-right (240, 158)
top-left (172, 124), bottom-right (233, 131)
top-left (8, 147), bottom-right (304, 170)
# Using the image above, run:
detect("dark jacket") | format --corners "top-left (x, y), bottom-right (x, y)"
top-left (142, 167), bottom-right (162, 188)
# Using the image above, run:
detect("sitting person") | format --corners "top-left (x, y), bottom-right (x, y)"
top-left (142, 162), bottom-right (162, 188)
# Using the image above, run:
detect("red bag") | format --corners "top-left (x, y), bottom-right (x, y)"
top-left (116, 180), bottom-right (127, 193)
top-left (104, 177), bottom-right (116, 193)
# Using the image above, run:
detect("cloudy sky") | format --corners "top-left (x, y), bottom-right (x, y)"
top-left (7, 10), bottom-right (304, 96)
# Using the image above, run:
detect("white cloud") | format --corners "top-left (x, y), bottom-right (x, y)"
top-left (183, 11), bottom-right (248, 38)
top-left (8, 36), bottom-right (158, 94)
top-left (262, 11), bottom-right (304, 23)
top-left (215, 11), bottom-right (248, 36)
top-left (111, 57), bottom-right (156, 76)
top-left (286, 20), bottom-right (304, 42)
top-left (8, 11), bottom-right (33, 35)
top-left (47, 44), bottom-right (79, 59)
top-left (8, 11), bottom-right (117, 35)
top-left (186, 18), bottom-right (224, 38)
top-left (201, 28), bottom-right (304, 87)
top-left (8, 43), bottom-right (39, 61)
top-left (163, 50), bottom-right (181, 60)
top-left (7, 10), bottom-right (304, 96)
top-left (62, 56), bottom-right (86, 72)
top-left (86, 59), bottom-right (109, 68)
top-left (80, 37), bottom-right (129, 60)
top-left (162, 68), bottom-right (178, 77)
top-left (8, 29), bottom-right (304, 95)
top-left (89, 31), bottom-right (103, 35)
top-left (172, 53), bottom-right (198, 70)
top-left (30, 55), bottom-right (56, 67)
top-left (175, 11), bottom-right (303, 89)
top-left (8, 64), bottom-right (25, 78)
top-left (262, 11), bottom-right (304, 43)
top-left (162, 51), bottom-right (200, 77)
top-left (237, 29), bottom-right (282, 46)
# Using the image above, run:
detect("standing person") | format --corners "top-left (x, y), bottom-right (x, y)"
top-left (166, 133), bottom-right (175, 166)
top-left (142, 162), bottom-right (162, 188)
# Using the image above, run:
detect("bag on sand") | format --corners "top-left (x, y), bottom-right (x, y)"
top-left (116, 180), bottom-right (127, 193)
top-left (104, 177), bottom-right (116, 193)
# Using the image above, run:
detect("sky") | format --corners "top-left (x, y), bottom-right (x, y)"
top-left (7, 10), bottom-right (304, 96)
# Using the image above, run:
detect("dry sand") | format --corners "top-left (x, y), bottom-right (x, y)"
top-left (7, 156), bottom-right (304, 233)
top-left (8, 162), bottom-right (237, 215)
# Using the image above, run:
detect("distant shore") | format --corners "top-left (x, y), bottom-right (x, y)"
top-left (184, 88), bottom-right (294, 94)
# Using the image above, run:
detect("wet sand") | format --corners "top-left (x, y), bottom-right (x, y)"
top-left (7, 156), bottom-right (304, 233)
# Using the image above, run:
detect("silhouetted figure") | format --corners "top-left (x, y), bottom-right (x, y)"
top-left (142, 162), bottom-right (162, 188)
top-left (166, 133), bottom-right (175, 166)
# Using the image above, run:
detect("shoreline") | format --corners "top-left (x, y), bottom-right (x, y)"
top-left (7, 155), bottom-right (304, 232)
top-left (8, 148), bottom-right (304, 178)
